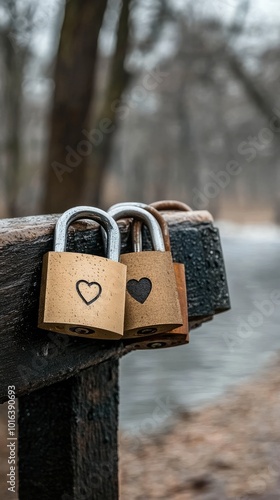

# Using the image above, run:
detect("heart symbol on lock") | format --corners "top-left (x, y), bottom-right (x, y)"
top-left (127, 278), bottom-right (152, 304)
top-left (76, 280), bottom-right (102, 306)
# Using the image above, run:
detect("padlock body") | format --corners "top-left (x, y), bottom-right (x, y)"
top-left (120, 251), bottom-right (182, 337)
top-left (169, 262), bottom-right (189, 341)
top-left (126, 264), bottom-right (189, 349)
top-left (38, 252), bottom-right (126, 339)
top-left (125, 332), bottom-right (188, 350)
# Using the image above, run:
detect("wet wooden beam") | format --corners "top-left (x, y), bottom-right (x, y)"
top-left (18, 360), bottom-right (119, 500)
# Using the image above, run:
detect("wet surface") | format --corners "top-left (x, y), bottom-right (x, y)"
top-left (120, 223), bottom-right (280, 430)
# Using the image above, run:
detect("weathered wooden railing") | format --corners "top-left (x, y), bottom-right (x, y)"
top-left (0, 209), bottom-right (230, 499)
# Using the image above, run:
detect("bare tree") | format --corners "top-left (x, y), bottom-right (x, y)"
top-left (85, 0), bottom-right (132, 206)
top-left (42, 0), bottom-right (132, 213)
top-left (0, 0), bottom-right (35, 216)
top-left (42, 0), bottom-right (109, 214)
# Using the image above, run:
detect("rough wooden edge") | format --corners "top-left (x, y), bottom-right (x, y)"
top-left (0, 210), bottom-right (213, 244)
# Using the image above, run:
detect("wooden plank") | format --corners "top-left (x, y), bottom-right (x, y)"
top-left (18, 360), bottom-right (119, 500)
top-left (199, 224), bottom-right (230, 313)
top-left (0, 211), bottom-right (230, 402)
top-left (140, 214), bottom-right (230, 320)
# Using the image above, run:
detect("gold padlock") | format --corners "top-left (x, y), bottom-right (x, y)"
top-left (38, 206), bottom-right (127, 339)
top-left (108, 205), bottom-right (183, 338)
top-left (132, 203), bottom-right (189, 348)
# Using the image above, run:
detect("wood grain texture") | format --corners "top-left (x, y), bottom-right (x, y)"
top-left (0, 211), bottom-right (230, 402)
top-left (18, 360), bottom-right (119, 500)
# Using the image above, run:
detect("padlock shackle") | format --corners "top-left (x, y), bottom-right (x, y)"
top-left (108, 204), bottom-right (165, 252)
top-left (54, 206), bottom-right (121, 261)
top-left (151, 200), bottom-right (192, 212)
top-left (118, 202), bottom-right (171, 252)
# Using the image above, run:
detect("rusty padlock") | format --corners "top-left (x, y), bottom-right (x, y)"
top-left (151, 200), bottom-right (192, 212)
top-left (38, 206), bottom-right (127, 339)
top-left (107, 205), bottom-right (183, 338)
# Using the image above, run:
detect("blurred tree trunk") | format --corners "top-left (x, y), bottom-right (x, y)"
top-left (2, 35), bottom-right (23, 217)
top-left (42, 0), bottom-right (132, 214)
top-left (0, 0), bottom-right (27, 217)
top-left (85, 0), bottom-right (132, 207)
top-left (227, 51), bottom-right (276, 119)
top-left (227, 50), bottom-right (280, 224)
top-left (42, 0), bottom-right (108, 214)
top-left (175, 70), bottom-right (200, 204)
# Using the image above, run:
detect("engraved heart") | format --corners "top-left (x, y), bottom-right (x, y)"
top-left (127, 278), bottom-right (152, 304)
top-left (76, 280), bottom-right (102, 306)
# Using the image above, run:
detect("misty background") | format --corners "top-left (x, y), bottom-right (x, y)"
top-left (0, 0), bottom-right (280, 222)
top-left (0, 0), bottom-right (280, 438)
top-left (1, 2), bottom-right (280, 498)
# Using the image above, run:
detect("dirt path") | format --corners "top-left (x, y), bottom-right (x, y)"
top-left (120, 355), bottom-right (280, 499)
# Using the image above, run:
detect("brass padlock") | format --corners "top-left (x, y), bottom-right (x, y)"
top-left (110, 202), bottom-right (189, 348)
top-left (107, 205), bottom-right (183, 338)
top-left (38, 206), bottom-right (127, 339)
top-left (132, 203), bottom-right (189, 347)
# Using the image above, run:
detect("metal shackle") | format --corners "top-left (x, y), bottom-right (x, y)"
top-left (151, 200), bottom-right (192, 212)
top-left (119, 202), bottom-right (171, 253)
top-left (108, 204), bottom-right (165, 252)
top-left (54, 206), bottom-right (121, 262)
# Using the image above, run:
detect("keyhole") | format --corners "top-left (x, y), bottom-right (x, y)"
top-left (136, 327), bottom-right (158, 336)
top-left (147, 342), bottom-right (167, 349)
top-left (69, 327), bottom-right (95, 335)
